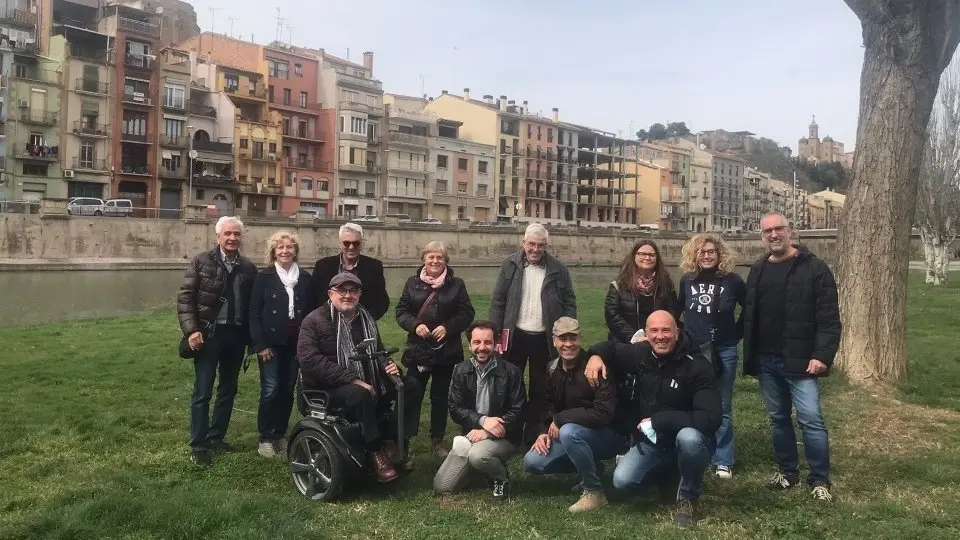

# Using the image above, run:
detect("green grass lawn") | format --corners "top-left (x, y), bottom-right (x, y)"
top-left (1, 274), bottom-right (959, 539)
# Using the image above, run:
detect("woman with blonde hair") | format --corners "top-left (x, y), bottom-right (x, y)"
top-left (249, 231), bottom-right (317, 458)
top-left (677, 233), bottom-right (745, 480)
top-left (395, 241), bottom-right (475, 457)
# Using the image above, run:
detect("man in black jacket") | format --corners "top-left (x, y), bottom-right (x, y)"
top-left (433, 321), bottom-right (526, 501)
top-left (742, 213), bottom-right (840, 502)
top-left (312, 223), bottom-right (389, 320)
top-left (177, 216), bottom-right (258, 467)
top-left (523, 317), bottom-right (625, 513)
top-left (585, 310), bottom-right (721, 528)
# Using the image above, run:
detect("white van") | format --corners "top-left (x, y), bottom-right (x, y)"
top-left (67, 197), bottom-right (105, 216)
top-left (103, 199), bottom-right (134, 217)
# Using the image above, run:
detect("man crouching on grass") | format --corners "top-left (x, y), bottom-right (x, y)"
top-left (585, 310), bottom-right (721, 528)
top-left (523, 317), bottom-right (626, 512)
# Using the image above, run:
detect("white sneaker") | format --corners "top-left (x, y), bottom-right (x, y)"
top-left (258, 442), bottom-right (277, 458)
top-left (715, 465), bottom-right (733, 479)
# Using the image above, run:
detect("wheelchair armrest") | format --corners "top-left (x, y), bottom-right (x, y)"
top-left (302, 390), bottom-right (332, 411)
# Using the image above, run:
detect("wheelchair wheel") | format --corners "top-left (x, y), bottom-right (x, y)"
top-left (289, 428), bottom-right (345, 501)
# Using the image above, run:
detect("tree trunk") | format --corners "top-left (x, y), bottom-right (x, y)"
top-left (934, 240), bottom-right (949, 284)
top-left (836, 1), bottom-right (960, 384)
top-left (921, 229), bottom-right (937, 283)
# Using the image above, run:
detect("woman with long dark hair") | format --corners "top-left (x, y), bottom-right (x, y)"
top-left (604, 240), bottom-right (678, 343)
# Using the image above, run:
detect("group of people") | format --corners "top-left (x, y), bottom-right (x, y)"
top-left (177, 213), bottom-right (840, 527)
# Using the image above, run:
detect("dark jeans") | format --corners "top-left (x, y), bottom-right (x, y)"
top-left (409, 363), bottom-right (455, 440)
top-left (326, 376), bottom-right (423, 452)
top-left (523, 424), bottom-right (627, 491)
top-left (257, 343), bottom-right (299, 442)
top-left (506, 329), bottom-right (551, 442)
top-left (190, 325), bottom-right (247, 450)
top-left (757, 354), bottom-right (831, 486)
top-left (612, 428), bottom-right (715, 502)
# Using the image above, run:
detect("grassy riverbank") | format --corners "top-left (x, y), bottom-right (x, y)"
top-left (1, 275), bottom-right (959, 539)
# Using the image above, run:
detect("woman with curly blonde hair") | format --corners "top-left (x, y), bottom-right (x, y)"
top-left (678, 233), bottom-right (745, 480)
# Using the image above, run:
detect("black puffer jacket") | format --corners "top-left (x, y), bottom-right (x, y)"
top-left (297, 302), bottom-right (387, 391)
top-left (448, 357), bottom-right (526, 446)
top-left (177, 247), bottom-right (257, 339)
top-left (395, 267), bottom-right (475, 366)
top-left (742, 245), bottom-right (841, 378)
top-left (604, 282), bottom-right (679, 343)
top-left (542, 350), bottom-right (618, 432)
top-left (589, 333), bottom-right (721, 450)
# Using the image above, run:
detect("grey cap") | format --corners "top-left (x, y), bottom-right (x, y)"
top-left (328, 271), bottom-right (362, 289)
top-left (552, 316), bottom-right (581, 336)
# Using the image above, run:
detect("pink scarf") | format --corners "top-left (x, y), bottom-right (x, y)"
top-left (635, 272), bottom-right (656, 296)
top-left (420, 266), bottom-right (447, 289)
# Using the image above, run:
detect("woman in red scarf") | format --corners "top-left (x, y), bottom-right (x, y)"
top-left (603, 240), bottom-right (679, 343)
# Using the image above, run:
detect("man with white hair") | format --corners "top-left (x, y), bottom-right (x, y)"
top-left (312, 223), bottom-right (390, 320)
top-left (490, 223), bottom-right (576, 444)
top-left (177, 216), bottom-right (258, 467)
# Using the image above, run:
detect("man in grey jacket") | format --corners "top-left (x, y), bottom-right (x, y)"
top-left (489, 223), bottom-right (576, 443)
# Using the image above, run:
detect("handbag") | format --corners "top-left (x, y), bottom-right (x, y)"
top-left (178, 334), bottom-right (197, 359)
top-left (403, 289), bottom-right (443, 368)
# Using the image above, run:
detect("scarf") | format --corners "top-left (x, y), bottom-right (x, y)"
top-left (635, 271), bottom-right (656, 296)
top-left (333, 303), bottom-right (387, 395)
top-left (419, 266), bottom-right (447, 289)
top-left (275, 262), bottom-right (300, 318)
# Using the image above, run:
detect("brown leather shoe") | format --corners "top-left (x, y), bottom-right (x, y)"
top-left (370, 450), bottom-right (398, 483)
top-left (384, 440), bottom-right (415, 472)
top-left (431, 439), bottom-right (449, 458)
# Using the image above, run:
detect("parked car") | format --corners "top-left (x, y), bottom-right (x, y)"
top-left (353, 215), bottom-right (381, 223)
top-left (384, 213), bottom-right (412, 223)
top-left (417, 218), bottom-right (442, 225)
top-left (67, 197), bottom-right (105, 216)
top-left (103, 199), bottom-right (134, 217)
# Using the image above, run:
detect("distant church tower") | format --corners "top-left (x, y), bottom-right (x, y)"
top-left (808, 115), bottom-right (819, 140)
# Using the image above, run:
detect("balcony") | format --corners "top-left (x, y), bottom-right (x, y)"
top-left (228, 84), bottom-right (268, 100)
top-left (7, 41), bottom-right (37, 55)
top-left (19, 110), bottom-right (58, 126)
top-left (69, 45), bottom-right (113, 65)
top-left (284, 157), bottom-right (333, 172)
top-left (1, 7), bottom-right (38, 27)
top-left (282, 128), bottom-right (324, 142)
top-left (71, 121), bottom-right (111, 137)
top-left (238, 180), bottom-right (281, 195)
top-left (11, 68), bottom-right (59, 85)
top-left (162, 99), bottom-right (189, 112)
top-left (122, 90), bottom-right (152, 106)
top-left (194, 140), bottom-right (233, 154)
top-left (119, 17), bottom-right (160, 38)
top-left (159, 166), bottom-right (188, 179)
top-left (160, 134), bottom-right (189, 147)
top-left (15, 144), bottom-right (59, 161)
top-left (242, 150), bottom-right (280, 162)
top-left (192, 173), bottom-right (235, 187)
top-left (121, 130), bottom-right (150, 144)
top-left (336, 71), bottom-right (382, 91)
top-left (339, 162), bottom-right (381, 174)
top-left (71, 157), bottom-right (110, 173)
top-left (388, 160), bottom-right (431, 174)
top-left (120, 164), bottom-right (152, 176)
top-left (125, 53), bottom-right (152, 71)
top-left (340, 100), bottom-right (384, 116)
top-left (388, 132), bottom-right (429, 147)
top-left (74, 78), bottom-right (110, 96)
top-left (189, 103), bottom-right (217, 118)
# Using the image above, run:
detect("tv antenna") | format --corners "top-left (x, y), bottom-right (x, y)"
top-left (227, 17), bottom-right (236, 38)
top-left (286, 24), bottom-right (294, 45)
top-left (208, 7), bottom-right (220, 34)
top-left (275, 8), bottom-right (284, 43)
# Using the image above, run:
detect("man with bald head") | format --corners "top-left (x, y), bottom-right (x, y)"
top-left (585, 310), bottom-right (721, 528)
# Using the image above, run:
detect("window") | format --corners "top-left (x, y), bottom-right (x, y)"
top-left (80, 140), bottom-right (94, 167)
top-left (294, 63), bottom-right (303, 76)
top-left (122, 110), bottom-right (147, 135)
top-left (437, 155), bottom-right (448, 169)
top-left (282, 117), bottom-right (291, 135)
top-left (319, 180), bottom-right (329, 191)
top-left (268, 85), bottom-right (274, 102)
top-left (477, 184), bottom-right (488, 197)
top-left (224, 73), bottom-right (239, 92)
top-left (163, 84), bottom-right (185, 108)
top-left (239, 139), bottom-right (248, 149)
top-left (269, 143), bottom-right (277, 153)
top-left (365, 181), bottom-right (376, 197)
top-left (23, 163), bottom-right (48, 176)
top-left (164, 118), bottom-right (184, 137)
top-left (547, 128), bottom-right (553, 142)
top-left (271, 197), bottom-right (278, 211)
top-left (537, 126), bottom-right (542, 140)
top-left (457, 182), bottom-right (467, 193)
top-left (123, 77), bottom-right (149, 102)
top-left (478, 160), bottom-right (488, 174)
top-left (301, 178), bottom-right (313, 190)
top-left (458, 158), bottom-right (468, 171)
top-left (283, 89), bottom-right (291, 105)
top-left (350, 117), bottom-right (367, 134)
top-left (298, 120), bottom-right (308, 138)
top-left (458, 206), bottom-right (466, 220)
top-left (268, 59), bottom-right (289, 79)
top-left (300, 91), bottom-right (308, 108)
top-left (162, 154), bottom-right (182, 172)
top-left (253, 141), bottom-right (265, 155)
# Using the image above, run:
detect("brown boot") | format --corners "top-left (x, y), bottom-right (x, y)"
top-left (431, 439), bottom-right (449, 458)
top-left (569, 490), bottom-right (608, 513)
top-left (370, 450), bottom-right (398, 483)
top-left (383, 440), bottom-right (415, 472)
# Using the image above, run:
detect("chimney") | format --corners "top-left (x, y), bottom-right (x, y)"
top-left (463, 88), bottom-right (470, 101)
top-left (483, 94), bottom-right (494, 104)
top-left (507, 99), bottom-right (515, 106)
top-left (552, 107), bottom-right (559, 122)
top-left (362, 51), bottom-right (374, 73)
top-left (499, 95), bottom-right (507, 112)
top-left (441, 90), bottom-right (448, 95)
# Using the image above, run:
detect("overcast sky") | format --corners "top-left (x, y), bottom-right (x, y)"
top-left (187, 0), bottom-right (865, 152)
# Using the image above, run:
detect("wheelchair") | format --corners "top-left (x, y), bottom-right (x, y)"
top-left (287, 339), bottom-right (409, 501)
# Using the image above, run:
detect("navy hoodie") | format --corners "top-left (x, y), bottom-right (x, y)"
top-left (677, 270), bottom-right (746, 347)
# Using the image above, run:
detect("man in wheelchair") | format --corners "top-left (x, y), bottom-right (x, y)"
top-left (297, 272), bottom-right (423, 483)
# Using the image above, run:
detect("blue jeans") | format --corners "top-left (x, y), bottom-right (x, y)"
top-left (612, 428), bottom-right (714, 502)
top-left (756, 354), bottom-right (831, 486)
top-left (523, 424), bottom-right (626, 491)
top-left (190, 326), bottom-right (246, 449)
top-left (257, 344), bottom-right (299, 442)
top-left (712, 344), bottom-right (739, 467)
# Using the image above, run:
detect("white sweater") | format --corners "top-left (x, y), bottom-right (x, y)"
top-left (516, 265), bottom-right (547, 332)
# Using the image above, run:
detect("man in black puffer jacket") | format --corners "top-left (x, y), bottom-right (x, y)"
top-left (177, 216), bottom-right (258, 467)
top-left (742, 213), bottom-right (840, 502)
top-left (585, 310), bottom-right (721, 528)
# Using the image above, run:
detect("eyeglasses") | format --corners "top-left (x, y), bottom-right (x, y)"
top-left (699, 249), bottom-right (718, 256)
top-left (761, 225), bottom-right (788, 236)
top-left (331, 288), bottom-right (361, 297)
top-left (341, 241), bottom-right (361, 249)
top-left (636, 252), bottom-right (657, 260)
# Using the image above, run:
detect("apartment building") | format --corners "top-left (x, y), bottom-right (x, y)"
top-left (743, 167), bottom-right (771, 231)
top-left (432, 119), bottom-right (496, 222)
top-left (382, 96), bottom-right (434, 220)
top-left (2, 2), bottom-right (63, 201)
top-left (807, 189), bottom-right (845, 229)
top-left (711, 152), bottom-right (745, 231)
top-left (265, 44), bottom-right (331, 217)
top-left (179, 33), bottom-right (283, 217)
top-left (154, 47), bottom-right (191, 213)
top-left (627, 157), bottom-right (668, 227)
top-left (667, 138), bottom-right (713, 232)
top-left (520, 106), bottom-right (559, 223)
top-left (185, 50), bottom-right (236, 215)
top-left (555, 121), bottom-right (579, 222)
top-left (793, 187), bottom-right (808, 229)
top-left (637, 142), bottom-right (690, 231)
top-left (574, 125), bottom-right (638, 227)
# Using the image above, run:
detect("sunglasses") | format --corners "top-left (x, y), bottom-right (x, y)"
top-left (342, 241), bottom-right (361, 249)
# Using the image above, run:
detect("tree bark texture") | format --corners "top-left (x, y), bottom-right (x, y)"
top-left (838, 0), bottom-right (960, 383)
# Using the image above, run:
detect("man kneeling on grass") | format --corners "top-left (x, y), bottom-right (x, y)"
top-left (585, 310), bottom-right (721, 528)
top-left (523, 317), bottom-right (626, 512)
top-left (433, 321), bottom-right (526, 501)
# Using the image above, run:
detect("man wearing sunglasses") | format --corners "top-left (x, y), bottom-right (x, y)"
top-left (312, 223), bottom-right (390, 320)
top-left (742, 212), bottom-right (840, 503)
